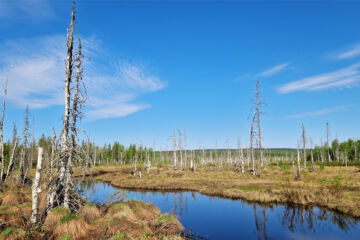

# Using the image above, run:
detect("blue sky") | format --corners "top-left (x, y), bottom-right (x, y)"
top-left (1, 0), bottom-right (360, 149)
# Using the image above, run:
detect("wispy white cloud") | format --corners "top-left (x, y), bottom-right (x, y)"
top-left (0, 35), bottom-right (166, 121)
top-left (277, 63), bottom-right (360, 94)
top-left (256, 62), bottom-right (291, 77)
top-left (236, 62), bottom-right (290, 82)
top-left (0, 0), bottom-right (55, 19)
top-left (334, 43), bottom-right (360, 60)
top-left (285, 105), bottom-right (352, 119)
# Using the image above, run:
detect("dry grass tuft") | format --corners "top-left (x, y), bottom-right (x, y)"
top-left (53, 218), bottom-right (95, 240)
top-left (44, 207), bottom-right (71, 230)
top-left (1, 192), bottom-right (29, 206)
top-left (79, 204), bottom-right (101, 223)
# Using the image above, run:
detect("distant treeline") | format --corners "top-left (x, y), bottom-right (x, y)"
top-left (3, 134), bottom-right (359, 168)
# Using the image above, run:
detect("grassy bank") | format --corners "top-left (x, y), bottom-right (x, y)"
top-left (81, 164), bottom-right (360, 218)
top-left (0, 185), bottom-right (183, 240)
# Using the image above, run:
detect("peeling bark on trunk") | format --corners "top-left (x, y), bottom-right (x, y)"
top-left (31, 147), bottom-right (43, 224)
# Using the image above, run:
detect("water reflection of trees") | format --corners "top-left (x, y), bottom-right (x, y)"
top-left (250, 202), bottom-right (358, 240)
top-left (77, 180), bottom-right (358, 238)
top-left (278, 205), bottom-right (357, 234)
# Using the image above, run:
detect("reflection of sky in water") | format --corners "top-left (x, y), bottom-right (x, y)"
top-left (77, 180), bottom-right (360, 240)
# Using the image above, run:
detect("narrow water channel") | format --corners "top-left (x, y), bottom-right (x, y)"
top-left (77, 179), bottom-right (360, 240)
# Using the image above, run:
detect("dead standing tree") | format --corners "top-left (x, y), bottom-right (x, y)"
top-left (253, 80), bottom-right (266, 168)
top-left (302, 122), bottom-right (306, 169)
top-left (326, 121), bottom-right (332, 162)
top-left (19, 106), bottom-right (30, 184)
top-left (64, 36), bottom-right (86, 209)
top-left (250, 114), bottom-right (257, 175)
top-left (47, 2), bottom-right (86, 211)
top-left (0, 80), bottom-right (7, 183)
top-left (178, 128), bottom-right (183, 169)
top-left (5, 123), bottom-right (18, 183)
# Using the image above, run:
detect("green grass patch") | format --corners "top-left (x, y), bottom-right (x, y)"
top-left (136, 231), bottom-right (151, 239)
top-left (86, 203), bottom-right (96, 207)
top-left (0, 227), bottom-right (13, 238)
top-left (59, 213), bottom-right (80, 224)
top-left (154, 214), bottom-right (175, 226)
top-left (18, 202), bottom-right (32, 207)
top-left (0, 211), bottom-right (16, 216)
top-left (60, 234), bottom-right (71, 240)
top-left (110, 203), bottom-right (126, 212)
top-left (131, 206), bottom-right (143, 211)
top-left (0, 205), bottom-right (9, 211)
top-left (109, 231), bottom-right (128, 240)
top-left (51, 207), bottom-right (70, 214)
top-left (233, 185), bottom-right (265, 192)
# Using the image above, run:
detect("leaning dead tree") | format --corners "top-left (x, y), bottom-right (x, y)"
top-left (0, 80), bottom-right (7, 183)
top-left (5, 123), bottom-right (17, 183)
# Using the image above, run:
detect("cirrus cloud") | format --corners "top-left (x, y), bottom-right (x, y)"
top-left (0, 35), bottom-right (166, 121)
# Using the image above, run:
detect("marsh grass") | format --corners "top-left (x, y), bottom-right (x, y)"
top-left (87, 164), bottom-right (360, 218)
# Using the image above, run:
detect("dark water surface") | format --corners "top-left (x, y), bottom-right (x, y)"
top-left (77, 179), bottom-right (360, 240)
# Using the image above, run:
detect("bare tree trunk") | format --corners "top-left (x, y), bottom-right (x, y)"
top-left (296, 145), bottom-right (301, 180)
top-left (309, 138), bottom-right (314, 172)
top-left (320, 138), bottom-right (324, 163)
top-left (255, 80), bottom-right (264, 168)
top-left (5, 139), bottom-right (17, 183)
top-left (59, 1), bottom-right (75, 186)
top-left (48, 2), bottom-right (76, 211)
top-left (178, 128), bottom-right (183, 169)
top-left (147, 153), bottom-right (151, 174)
top-left (0, 80), bottom-right (7, 183)
top-left (31, 147), bottom-right (43, 224)
top-left (173, 132), bottom-right (177, 168)
top-left (326, 121), bottom-right (332, 162)
top-left (302, 122), bottom-right (306, 169)
top-left (19, 106), bottom-right (29, 184)
top-left (238, 137), bottom-right (245, 173)
top-left (64, 36), bottom-right (84, 209)
top-left (190, 149), bottom-right (194, 171)
top-left (49, 129), bottom-right (56, 184)
top-left (250, 115), bottom-right (256, 175)
top-left (184, 131), bottom-right (187, 169)
top-left (4, 122), bottom-right (16, 183)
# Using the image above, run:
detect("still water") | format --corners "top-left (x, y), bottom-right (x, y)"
top-left (77, 179), bottom-right (360, 240)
